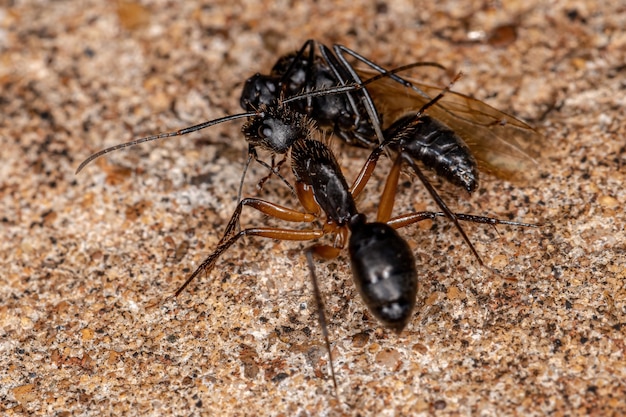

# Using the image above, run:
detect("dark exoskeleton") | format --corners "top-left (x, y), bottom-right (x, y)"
top-left (241, 40), bottom-right (380, 149)
top-left (166, 101), bottom-right (534, 391)
top-left (76, 42), bottom-right (540, 393)
top-left (239, 39), bottom-right (482, 193)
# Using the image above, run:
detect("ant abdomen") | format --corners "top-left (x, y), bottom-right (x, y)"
top-left (348, 215), bottom-right (418, 332)
top-left (385, 114), bottom-right (479, 193)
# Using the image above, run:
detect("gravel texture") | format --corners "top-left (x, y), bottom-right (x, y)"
top-left (1, 1), bottom-right (625, 415)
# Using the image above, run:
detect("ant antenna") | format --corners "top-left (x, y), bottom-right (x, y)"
top-left (76, 62), bottom-right (443, 175)
top-left (75, 113), bottom-right (255, 174)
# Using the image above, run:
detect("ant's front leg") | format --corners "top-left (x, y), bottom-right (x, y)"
top-left (255, 154), bottom-right (290, 192)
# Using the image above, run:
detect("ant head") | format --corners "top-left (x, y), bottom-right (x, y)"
top-left (242, 102), bottom-right (314, 154)
top-left (240, 53), bottom-right (313, 113)
top-left (240, 73), bottom-right (280, 111)
top-left (270, 52), bottom-right (312, 91)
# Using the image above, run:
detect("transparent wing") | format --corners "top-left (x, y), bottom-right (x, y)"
top-left (357, 67), bottom-right (545, 183)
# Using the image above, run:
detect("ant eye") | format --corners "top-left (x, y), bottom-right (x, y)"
top-left (258, 124), bottom-right (273, 139)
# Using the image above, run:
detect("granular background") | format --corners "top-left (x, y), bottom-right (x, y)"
top-left (1, 1), bottom-right (625, 415)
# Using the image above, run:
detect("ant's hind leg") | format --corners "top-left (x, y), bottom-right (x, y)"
top-left (385, 211), bottom-right (539, 230)
top-left (222, 197), bottom-right (318, 239)
top-left (334, 44), bottom-right (447, 101)
top-left (385, 210), bottom-right (538, 270)
top-left (304, 245), bottom-right (343, 394)
top-left (399, 153), bottom-right (485, 266)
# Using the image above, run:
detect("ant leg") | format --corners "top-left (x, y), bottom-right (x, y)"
top-left (386, 210), bottom-right (537, 270)
top-left (276, 40), bottom-right (317, 109)
top-left (349, 144), bottom-right (386, 198)
top-left (334, 44), bottom-right (423, 132)
top-left (350, 73), bottom-right (460, 202)
top-left (386, 211), bottom-right (538, 230)
top-left (255, 154), bottom-right (289, 191)
top-left (445, 214), bottom-right (538, 228)
top-left (221, 197), bottom-right (318, 243)
top-left (376, 153), bottom-right (402, 223)
top-left (386, 210), bottom-right (537, 269)
top-left (236, 149), bottom-right (255, 203)
top-left (175, 196), bottom-right (321, 297)
top-left (303, 231), bottom-right (348, 395)
top-left (357, 62), bottom-right (448, 88)
top-left (174, 226), bottom-right (324, 297)
top-left (284, 40), bottom-right (316, 76)
top-left (347, 140), bottom-right (401, 220)
top-left (358, 135), bottom-right (485, 264)
top-left (305, 246), bottom-right (340, 394)
top-left (243, 146), bottom-right (296, 196)
top-left (334, 44), bottom-right (446, 102)
top-left (398, 153), bottom-right (485, 265)
top-left (236, 149), bottom-right (295, 236)
top-left (321, 44), bottom-right (385, 144)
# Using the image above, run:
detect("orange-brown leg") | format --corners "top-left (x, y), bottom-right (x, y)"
top-left (387, 211), bottom-right (538, 230)
top-left (376, 153), bottom-right (403, 223)
top-left (222, 196), bottom-right (318, 239)
top-left (177, 191), bottom-right (325, 297)
top-left (175, 226), bottom-right (325, 297)
top-left (295, 182), bottom-right (322, 217)
top-left (349, 145), bottom-right (385, 199)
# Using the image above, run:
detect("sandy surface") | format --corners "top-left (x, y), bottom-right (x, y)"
top-left (1, 0), bottom-right (625, 415)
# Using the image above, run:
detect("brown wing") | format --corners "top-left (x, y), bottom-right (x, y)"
top-left (356, 67), bottom-right (545, 183)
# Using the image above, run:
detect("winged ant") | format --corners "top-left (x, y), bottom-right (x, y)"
top-left (239, 39), bottom-right (543, 265)
top-left (240, 39), bottom-right (542, 195)
top-left (77, 71), bottom-right (538, 392)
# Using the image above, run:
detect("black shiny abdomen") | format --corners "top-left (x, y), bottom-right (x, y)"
top-left (348, 216), bottom-right (418, 332)
top-left (385, 114), bottom-right (479, 193)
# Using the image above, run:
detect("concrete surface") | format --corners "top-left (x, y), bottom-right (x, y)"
top-left (1, 0), bottom-right (625, 415)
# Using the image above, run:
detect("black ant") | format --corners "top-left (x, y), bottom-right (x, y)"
top-left (239, 39), bottom-right (440, 191)
top-left (167, 88), bottom-right (536, 392)
top-left (240, 39), bottom-right (543, 194)
top-left (76, 71), bottom-right (487, 267)
top-left (239, 40), bottom-right (544, 265)
top-left (77, 78), bottom-right (537, 392)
